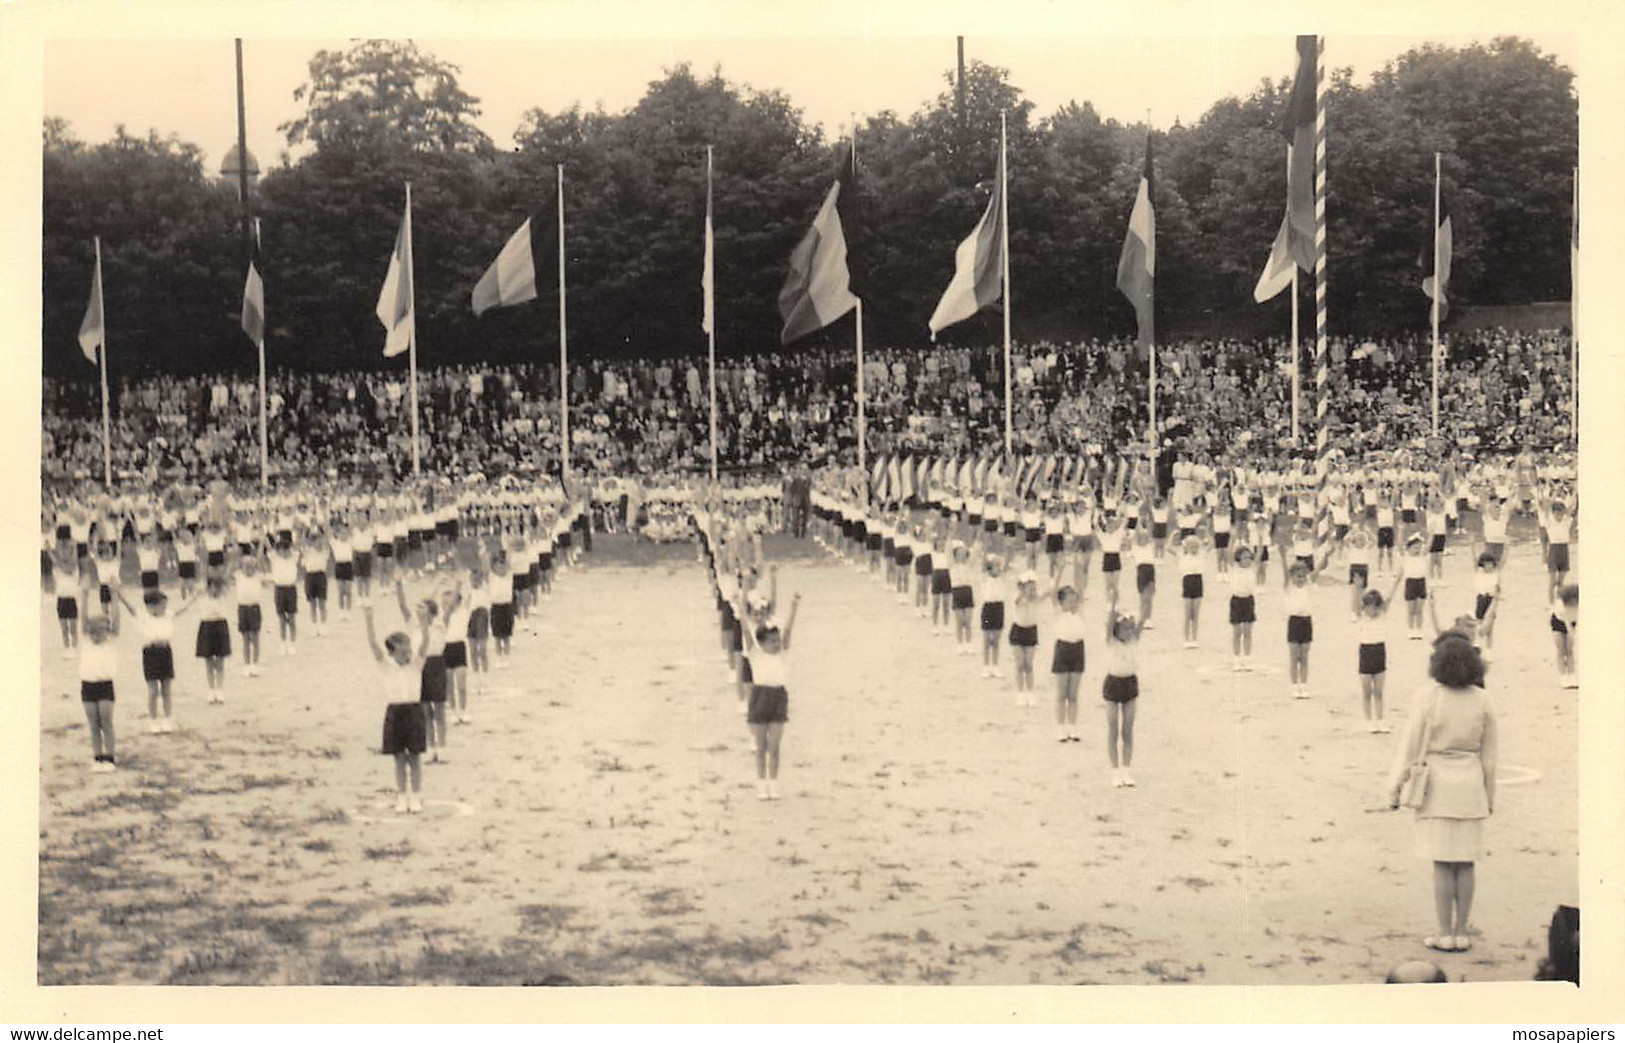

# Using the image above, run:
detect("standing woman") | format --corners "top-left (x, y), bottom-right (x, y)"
top-left (1007, 572), bottom-right (1044, 708)
top-left (1384, 633), bottom-right (1497, 954)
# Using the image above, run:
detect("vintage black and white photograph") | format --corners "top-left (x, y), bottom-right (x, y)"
top-left (19, 5), bottom-right (1607, 1004)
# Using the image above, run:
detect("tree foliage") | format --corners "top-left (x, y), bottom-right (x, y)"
top-left (42, 39), bottom-right (1576, 378)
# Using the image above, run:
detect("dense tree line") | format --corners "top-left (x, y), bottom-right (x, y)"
top-left (42, 37), bottom-right (1576, 379)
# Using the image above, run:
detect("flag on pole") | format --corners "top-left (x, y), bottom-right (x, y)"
top-left (779, 181), bottom-right (858, 345)
top-left (78, 251), bottom-right (105, 364)
top-left (241, 262), bottom-right (265, 346)
top-left (702, 157), bottom-right (716, 335)
top-left (928, 144), bottom-right (1006, 337)
top-left (472, 218), bottom-right (537, 316)
top-left (376, 202), bottom-right (414, 357)
top-left (1116, 136), bottom-right (1156, 348)
top-left (1422, 191), bottom-right (1453, 322)
top-left (1253, 212), bottom-right (1296, 302)
top-left (1280, 36), bottom-right (1318, 273)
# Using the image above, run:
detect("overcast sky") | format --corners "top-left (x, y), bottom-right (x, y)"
top-left (44, 32), bottom-right (1577, 174)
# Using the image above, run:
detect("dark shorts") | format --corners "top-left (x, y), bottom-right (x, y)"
top-left (1214, 532), bottom-right (1231, 550)
top-left (1136, 563), bottom-right (1155, 592)
top-left (305, 572), bottom-right (328, 601)
top-left (738, 657), bottom-right (753, 685)
top-left (1548, 544), bottom-right (1570, 573)
top-left (382, 702), bottom-right (427, 755)
top-left (467, 607), bottom-right (490, 641)
top-left (140, 569), bottom-right (159, 589)
top-left (178, 561), bottom-right (197, 580)
top-left (237, 603), bottom-right (262, 634)
top-left (1045, 533), bottom-right (1064, 553)
top-left (1349, 563), bottom-right (1370, 586)
top-left (747, 684), bottom-right (789, 724)
top-left (1074, 534), bottom-right (1096, 553)
top-left (436, 520), bottom-right (455, 538)
top-left (56, 596), bottom-right (78, 621)
top-left (1402, 509), bottom-right (1417, 525)
top-left (1376, 527), bottom-right (1395, 549)
top-left (420, 655), bottom-right (448, 703)
top-left (1358, 642), bottom-right (1387, 676)
top-left (1101, 552), bottom-right (1121, 574)
top-left (195, 618), bottom-right (231, 658)
top-left (1287, 614), bottom-right (1313, 645)
top-left (867, 533), bottom-right (883, 552)
top-left (1429, 534), bottom-right (1446, 554)
top-left (207, 550), bottom-right (226, 567)
top-left (1103, 674), bottom-right (1139, 704)
top-left (377, 542), bottom-right (395, 560)
top-left (1009, 623), bottom-right (1039, 648)
top-left (1334, 524), bottom-right (1350, 541)
top-left (1182, 574), bottom-right (1203, 600)
top-left (558, 531), bottom-right (573, 549)
top-left (513, 572), bottom-right (532, 594)
top-left (334, 561), bottom-right (355, 582)
top-left (540, 553), bottom-right (554, 572)
top-left (882, 537), bottom-right (895, 556)
top-left (442, 640), bottom-right (468, 670)
top-left (951, 585), bottom-right (974, 610)
top-left (1483, 542), bottom-right (1505, 565)
top-left (1003, 522), bottom-right (1018, 537)
top-left (983, 518), bottom-right (998, 533)
top-left (1229, 595), bottom-right (1255, 625)
top-left (1550, 614), bottom-right (1569, 635)
top-left (931, 569), bottom-right (951, 595)
top-left (1404, 577), bottom-right (1427, 602)
top-left (914, 554), bottom-right (933, 577)
top-left (1052, 639), bottom-right (1085, 674)
top-left (1024, 527), bottom-right (1042, 543)
top-left (1475, 594), bottom-right (1494, 620)
top-left (274, 584), bottom-right (298, 616)
top-left (81, 679), bottom-right (114, 703)
top-left (895, 546), bottom-right (913, 566)
top-left (142, 643), bottom-right (174, 682)
top-left (981, 601), bottom-right (1005, 631)
top-left (355, 552), bottom-right (374, 578)
top-left (1152, 522), bottom-right (1169, 540)
top-left (492, 602), bottom-right (516, 639)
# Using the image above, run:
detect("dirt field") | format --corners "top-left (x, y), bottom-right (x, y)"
top-left (36, 530), bottom-right (1577, 985)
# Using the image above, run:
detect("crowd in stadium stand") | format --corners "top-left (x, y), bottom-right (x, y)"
top-left (41, 328), bottom-right (1574, 485)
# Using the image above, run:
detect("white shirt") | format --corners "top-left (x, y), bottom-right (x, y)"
top-left (234, 577), bottom-right (262, 606)
top-left (1284, 584), bottom-right (1312, 616)
top-left (1357, 615), bottom-right (1387, 644)
top-left (79, 642), bottom-right (118, 683)
top-left (1103, 637), bottom-right (1137, 677)
top-left (748, 650), bottom-right (788, 687)
top-left (139, 612), bottom-right (175, 645)
top-left (270, 556), bottom-right (299, 585)
top-left (1051, 613), bottom-right (1087, 643)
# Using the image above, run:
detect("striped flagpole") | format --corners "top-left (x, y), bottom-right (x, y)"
top-left (1312, 35), bottom-right (1331, 538)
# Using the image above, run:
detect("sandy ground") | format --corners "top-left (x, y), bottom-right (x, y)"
top-left (36, 530), bottom-right (1577, 985)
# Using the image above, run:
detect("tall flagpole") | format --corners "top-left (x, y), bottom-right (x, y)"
top-left (1570, 166), bottom-right (1578, 447)
top-left (255, 219), bottom-right (269, 491)
top-left (1289, 147), bottom-right (1300, 445)
top-left (856, 300), bottom-right (867, 503)
top-left (705, 146), bottom-right (718, 485)
top-left (1431, 150), bottom-right (1442, 438)
top-left (1144, 117), bottom-right (1156, 459)
top-left (404, 182), bottom-right (421, 476)
top-left (94, 236), bottom-right (112, 488)
top-left (1311, 35), bottom-right (1330, 497)
top-left (999, 112), bottom-right (1013, 459)
top-left (558, 164), bottom-right (570, 484)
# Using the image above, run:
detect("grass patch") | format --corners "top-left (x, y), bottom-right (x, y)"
top-left (389, 887), bottom-right (453, 908)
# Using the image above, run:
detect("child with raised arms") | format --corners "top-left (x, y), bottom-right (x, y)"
top-left (194, 575), bottom-right (233, 705)
top-left (78, 616), bottom-right (120, 772)
top-left (1102, 607), bottom-right (1142, 787)
top-left (363, 596), bottom-right (428, 813)
top-left (1051, 583), bottom-right (1087, 744)
top-left (738, 588), bottom-right (801, 801)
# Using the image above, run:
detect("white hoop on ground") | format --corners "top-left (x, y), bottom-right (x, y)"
top-left (1194, 662), bottom-right (1283, 677)
top-left (350, 798), bottom-right (475, 824)
top-left (1496, 764), bottom-right (1542, 787)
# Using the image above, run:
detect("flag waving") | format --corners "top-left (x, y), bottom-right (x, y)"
top-left (376, 199), bottom-right (414, 357)
top-left (241, 261), bottom-right (265, 346)
top-left (928, 137), bottom-right (1005, 337)
top-left (702, 148), bottom-right (716, 335)
top-left (1253, 212), bottom-right (1295, 303)
top-left (778, 180), bottom-right (858, 345)
top-left (1116, 135), bottom-right (1155, 348)
top-left (1280, 35), bottom-right (1318, 274)
top-left (1422, 187), bottom-right (1453, 322)
top-left (78, 243), bottom-right (105, 364)
top-left (472, 218), bottom-right (537, 317)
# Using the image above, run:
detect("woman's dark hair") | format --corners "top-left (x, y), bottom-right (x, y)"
top-left (1429, 632), bottom-right (1487, 688)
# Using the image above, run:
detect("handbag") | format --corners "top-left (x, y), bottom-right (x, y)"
top-left (1399, 688), bottom-right (1440, 810)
